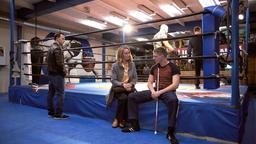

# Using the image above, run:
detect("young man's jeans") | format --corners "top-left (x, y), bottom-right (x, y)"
top-left (128, 90), bottom-right (178, 128)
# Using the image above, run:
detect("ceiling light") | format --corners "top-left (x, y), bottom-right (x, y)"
top-left (168, 32), bottom-right (176, 37)
top-left (219, 0), bottom-right (227, 4)
top-left (219, 26), bottom-right (227, 31)
top-left (129, 11), bottom-right (152, 22)
top-left (219, 25), bottom-right (232, 31)
top-left (226, 64), bottom-right (232, 69)
top-left (180, 31), bottom-right (186, 34)
top-left (159, 4), bottom-right (184, 17)
top-left (198, 0), bottom-right (220, 8)
top-left (104, 16), bottom-right (128, 26)
top-left (168, 31), bottom-right (186, 37)
top-left (238, 14), bottom-right (244, 20)
top-left (80, 19), bottom-right (107, 30)
top-left (122, 24), bottom-right (133, 33)
top-left (135, 37), bottom-right (149, 41)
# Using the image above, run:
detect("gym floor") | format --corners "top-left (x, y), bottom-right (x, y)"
top-left (0, 93), bottom-right (222, 144)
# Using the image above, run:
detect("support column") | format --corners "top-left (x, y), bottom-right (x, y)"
top-left (244, 1), bottom-right (249, 83)
top-left (102, 44), bottom-right (106, 82)
top-left (9, 0), bottom-right (15, 87)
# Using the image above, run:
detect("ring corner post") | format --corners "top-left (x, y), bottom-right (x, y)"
top-left (231, 0), bottom-right (240, 107)
top-left (202, 13), bottom-right (220, 89)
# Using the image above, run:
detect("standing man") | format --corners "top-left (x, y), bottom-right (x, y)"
top-left (30, 37), bottom-right (44, 85)
top-left (188, 26), bottom-right (203, 89)
top-left (47, 32), bottom-right (69, 119)
top-left (122, 47), bottom-right (180, 144)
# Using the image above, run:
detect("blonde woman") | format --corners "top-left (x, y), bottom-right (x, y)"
top-left (108, 46), bottom-right (137, 128)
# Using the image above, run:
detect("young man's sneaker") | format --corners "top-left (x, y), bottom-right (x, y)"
top-left (122, 119), bottom-right (140, 132)
top-left (122, 126), bottom-right (140, 132)
top-left (54, 114), bottom-right (69, 120)
top-left (48, 112), bottom-right (55, 118)
top-left (166, 133), bottom-right (179, 144)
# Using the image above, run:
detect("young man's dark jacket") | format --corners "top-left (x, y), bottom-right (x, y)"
top-left (188, 36), bottom-right (202, 56)
top-left (47, 42), bottom-right (66, 76)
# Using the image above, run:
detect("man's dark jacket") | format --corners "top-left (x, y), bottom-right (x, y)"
top-left (188, 36), bottom-right (202, 56)
top-left (47, 42), bottom-right (66, 76)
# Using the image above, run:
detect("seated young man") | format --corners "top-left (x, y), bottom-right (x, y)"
top-left (122, 47), bottom-right (180, 144)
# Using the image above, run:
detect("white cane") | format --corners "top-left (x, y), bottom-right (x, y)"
top-left (154, 67), bottom-right (160, 134)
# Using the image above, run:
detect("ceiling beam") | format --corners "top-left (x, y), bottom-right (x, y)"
top-left (16, 0), bottom-right (34, 9)
top-left (17, 0), bottom-right (93, 20)
top-left (101, 20), bottom-right (202, 42)
top-left (130, 20), bottom-right (202, 37)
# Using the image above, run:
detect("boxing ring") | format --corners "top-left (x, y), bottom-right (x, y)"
top-left (7, 1), bottom-right (250, 143)
top-left (9, 82), bottom-right (248, 142)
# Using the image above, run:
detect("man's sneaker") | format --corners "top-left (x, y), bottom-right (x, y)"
top-left (166, 133), bottom-right (179, 144)
top-left (54, 114), bottom-right (69, 120)
top-left (31, 83), bottom-right (39, 93)
top-left (121, 126), bottom-right (140, 132)
top-left (48, 112), bottom-right (55, 118)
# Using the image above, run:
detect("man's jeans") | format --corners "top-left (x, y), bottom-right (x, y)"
top-left (47, 74), bottom-right (65, 115)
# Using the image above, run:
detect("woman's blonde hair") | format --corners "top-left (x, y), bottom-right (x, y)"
top-left (116, 45), bottom-right (133, 63)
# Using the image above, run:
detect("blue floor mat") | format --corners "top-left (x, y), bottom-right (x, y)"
top-left (0, 95), bottom-right (219, 144)
top-left (241, 98), bottom-right (256, 144)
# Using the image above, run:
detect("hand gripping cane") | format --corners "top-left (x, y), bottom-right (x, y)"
top-left (154, 67), bottom-right (160, 134)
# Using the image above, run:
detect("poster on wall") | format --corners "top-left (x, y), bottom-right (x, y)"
top-left (0, 45), bottom-right (6, 66)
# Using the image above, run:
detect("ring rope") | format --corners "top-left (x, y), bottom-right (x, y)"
top-left (23, 73), bottom-right (232, 80)
top-left (21, 31), bottom-right (218, 55)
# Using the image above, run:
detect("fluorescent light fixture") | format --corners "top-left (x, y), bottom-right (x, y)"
top-left (159, 4), bottom-right (184, 17)
top-left (104, 16), bottom-right (128, 26)
top-left (198, 0), bottom-right (220, 8)
top-left (168, 31), bottom-right (189, 37)
top-left (168, 32), bottom-right (176, 37)
top-left (219, 26), bottom-right (227, 31)
top-left (168, 31), bottom-right (185, 37)
top-left (122, 24), bottom-right (133, 33)
top-left (135, 37), bottom-right (149, 41)
top-left (219, 0), bottom-right (227, 4)
top-left (80, 19), bottom-right (107, 30)
top-left (226, 64), bottom-right (232, 69)
top-left (129, 11), bottom-right (152, 22)
top-left (238, 14), bottom-right (244, 20)
top-left (219, 25), bottom-right (232, 31)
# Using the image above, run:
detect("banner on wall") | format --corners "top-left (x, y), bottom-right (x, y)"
top-left (0, 45), bottom-right (6, 66)
top-left (23, 42), bottom-right (32, 82)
